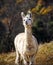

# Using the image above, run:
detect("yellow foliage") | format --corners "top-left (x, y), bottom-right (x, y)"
top-left (35, 4), bottom-right (42, 12)
top-left (31, 8), bottom-right (37, 13)
top-left (39, 7), bottom-right (46, 14)
top-left (32, 5), bottom-right (53, 15)
top-left (31, 0), bottom-right (53, 15)
top-left (42, 6), bottom-right (53, 15)
top-left (35, 0), bottom-right (45, 11)
top-left (31, 0), bottom-right (45, 14)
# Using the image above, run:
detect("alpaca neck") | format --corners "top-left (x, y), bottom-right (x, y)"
top-left (25, 26), bottom-right (32, 43)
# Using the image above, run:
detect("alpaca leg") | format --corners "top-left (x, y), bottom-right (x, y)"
top-left (23, 59), bottom-right (29, 65)
top-left (15, 51), bottom-right (20, 65)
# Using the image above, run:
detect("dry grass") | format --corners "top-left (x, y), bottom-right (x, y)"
top-left (35, 41), bottom-right (53, 65)
top-left (0, 41), bottom-right (53, 65)
top-left (0, 52), bottom-right (15, 65)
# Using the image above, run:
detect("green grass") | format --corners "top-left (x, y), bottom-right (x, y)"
top-left (0, 41), bottom-right (53, 65)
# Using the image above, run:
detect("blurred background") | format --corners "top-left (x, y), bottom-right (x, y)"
top-left (0, 0), bottom-right (53, 53)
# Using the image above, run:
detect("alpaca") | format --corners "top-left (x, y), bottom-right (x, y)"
top-left (14, 11), bottom-right (38, 65)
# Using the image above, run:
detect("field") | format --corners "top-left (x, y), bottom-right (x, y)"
top-left (0, 41), bottom-right (53, 65)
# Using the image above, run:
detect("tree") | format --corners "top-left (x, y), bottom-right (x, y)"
top-left (31, 0), bottom-right (53, 43)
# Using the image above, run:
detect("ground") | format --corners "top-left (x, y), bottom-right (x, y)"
top-left (0, 41), bottom-right (53, 65)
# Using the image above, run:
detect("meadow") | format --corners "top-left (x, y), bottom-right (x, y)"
top-left (0, 41), bottom-right (53, 65)
top-left (0, 0), bottom-right (53, 65)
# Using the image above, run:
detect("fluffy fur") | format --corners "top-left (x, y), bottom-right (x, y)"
top-left (14, 11), bottom-right (38, 65)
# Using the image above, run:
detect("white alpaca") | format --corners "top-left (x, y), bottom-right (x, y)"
top-left (14, 11), bottom-right (38, 65)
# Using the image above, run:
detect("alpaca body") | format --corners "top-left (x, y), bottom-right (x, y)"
top-left (14, 11), bottom-right (38, 65)
top-left (14, 33), bottom-right (38, 56)
top-left (14, 33), bottom-right (38, 65)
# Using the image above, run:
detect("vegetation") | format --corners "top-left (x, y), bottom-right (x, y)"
top-left (0, 0), bottom-right (53, 52)
top-left (36, 41), bottom-right (53, 65)
top-left (0, 41), bottom-right (53, 65)
top-left (0, 1), bottom-right (53, 65)
top-left (31, 0), bottom-right (53, 42)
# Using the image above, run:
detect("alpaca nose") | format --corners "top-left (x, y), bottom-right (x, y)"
top-left (26, 21), bottom-right (28, 25)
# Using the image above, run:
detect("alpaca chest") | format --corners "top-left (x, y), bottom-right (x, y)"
top-left (17, 36), bottom-right (36, 56)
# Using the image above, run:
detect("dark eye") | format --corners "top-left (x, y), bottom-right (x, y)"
top-left (29, 19), bottom-right (31, 20)
top-left (23, 20), bottom-right (25, 21)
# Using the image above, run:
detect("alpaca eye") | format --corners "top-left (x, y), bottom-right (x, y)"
top-left (23, 20), bottom-right (25, 21)
top-left (29, 19), bottom-right (31, 20)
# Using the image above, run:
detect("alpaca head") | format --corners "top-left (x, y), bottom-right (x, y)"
top-left (21, 11), bottom-right (33, 27)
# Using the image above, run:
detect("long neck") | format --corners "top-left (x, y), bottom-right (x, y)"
top-left (25, 26), bottom-right (32, 44)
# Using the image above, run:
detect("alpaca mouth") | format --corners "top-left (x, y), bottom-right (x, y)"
top-left (25, 25), bottom-right (32, 28)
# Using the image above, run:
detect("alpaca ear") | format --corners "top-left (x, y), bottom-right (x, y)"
top-left (28, 10), bottom-right (32, 18)
top-left (21, 12), bottom-right (25, 18)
